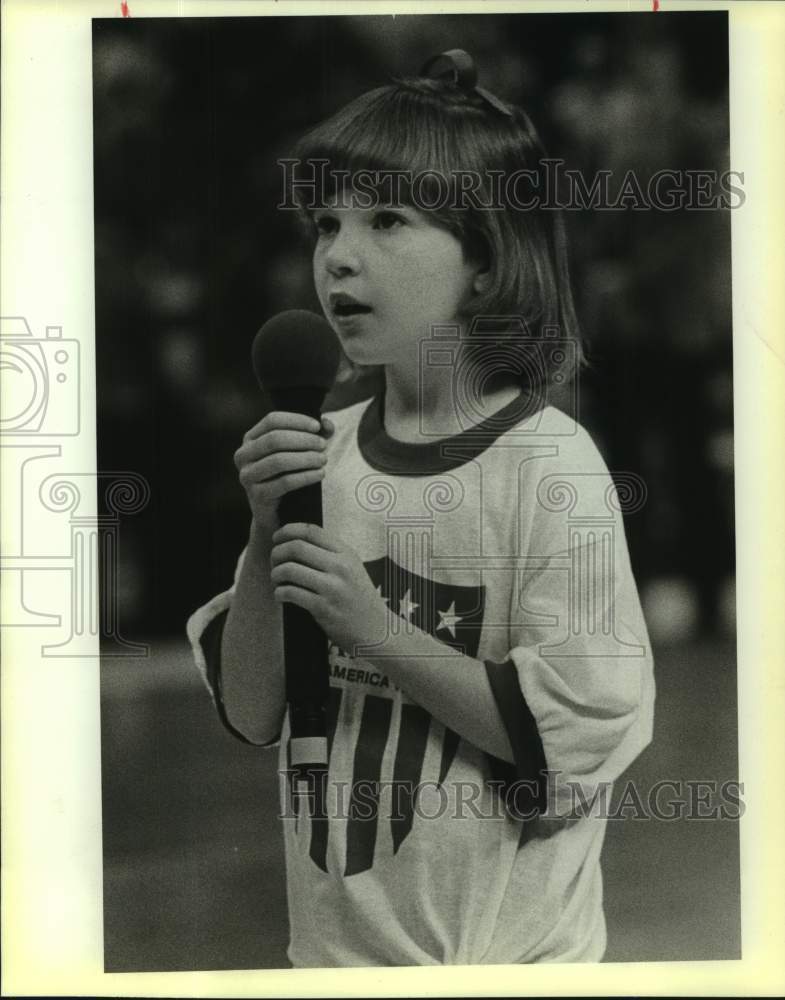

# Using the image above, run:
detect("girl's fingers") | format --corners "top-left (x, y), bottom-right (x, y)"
top-left (235, 430), bottom-right (325, 468)
top-left (252, 466), bottom-right (325, 500)
top-left (256, 448), bottom-right (326, 479)
top-left (240, 449), bottom-right (326, 484)
top-left (320, 416), bottom-right (335, 439)
top-left (270, 560), bottom-right (328, 593)
top-left (272, 522), bottom-right (341, 552)
top-left (243, 411), bottom-right (321, 443)
top-left (270, 537), bottom-right (334, 571)
top-left (273, 584), bottom-right (321, 615)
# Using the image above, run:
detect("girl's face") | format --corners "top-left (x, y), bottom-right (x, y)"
top-left (312, 197), bottom-right (485, 371)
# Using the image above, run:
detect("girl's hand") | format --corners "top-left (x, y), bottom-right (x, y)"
top-left (270, 522), bottom-right (392, 655)
top-left (234, 413), bottom-right (335, 533)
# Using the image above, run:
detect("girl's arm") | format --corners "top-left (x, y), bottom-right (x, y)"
top-left (358, 625), bottom-right (517, 765)
top-left (218, 519), bottom-right (285, 745)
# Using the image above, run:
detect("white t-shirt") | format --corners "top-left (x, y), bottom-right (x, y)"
top-left (187, 391), bottom-right (655, 966)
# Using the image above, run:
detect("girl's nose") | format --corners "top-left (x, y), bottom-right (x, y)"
top-left (324, 229), bottom-right (362, 277)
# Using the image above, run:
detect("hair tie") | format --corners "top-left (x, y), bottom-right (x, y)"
top-left (419, 48), bottom-right (514, 119)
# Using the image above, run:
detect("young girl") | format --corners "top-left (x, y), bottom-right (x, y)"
top-left (187, 49), bottom-right (655, 966)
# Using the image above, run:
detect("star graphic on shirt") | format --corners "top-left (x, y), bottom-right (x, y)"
top-left (398, 589), bottom-right (419, 622)
top-left (436, 601), bottom-right (463, 638)
top-left (375, 584), bottom-right (389, 604)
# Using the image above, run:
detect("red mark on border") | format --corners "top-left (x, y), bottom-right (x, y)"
top-left (121, 1), bottom-right (130, 15)
top-left (652, 0), bottom-right (659, 9)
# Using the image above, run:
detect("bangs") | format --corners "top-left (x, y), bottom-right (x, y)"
top-left (286, 80), bottom-right (515, 216)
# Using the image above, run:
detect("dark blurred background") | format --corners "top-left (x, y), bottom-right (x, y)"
top-left (94, 13), bottom-right (739, 971)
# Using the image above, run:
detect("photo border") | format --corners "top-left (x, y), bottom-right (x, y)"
top-left (2, 0), bottom-right (784, 995)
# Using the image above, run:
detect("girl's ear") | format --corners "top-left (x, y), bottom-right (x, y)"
top-left (472, 267), bottom-right (491, 295)
top-left (464, 229), bottom-right (491, 294)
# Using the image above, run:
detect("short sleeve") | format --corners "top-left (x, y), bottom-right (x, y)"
top-left (484, 429), bottom-right (655, 816)
top-left (186, 547), bottom-right (246, 695)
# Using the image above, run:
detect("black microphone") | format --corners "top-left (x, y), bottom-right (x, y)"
top-left (251, 310), bottom-right (341, 780)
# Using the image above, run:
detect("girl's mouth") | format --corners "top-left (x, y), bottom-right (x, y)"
top-left (329, 292), bottom-right (372, 318)
top-left (333, 303), bottom-right (372, 317)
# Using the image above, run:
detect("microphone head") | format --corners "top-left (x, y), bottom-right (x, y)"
top-left (252, 310), bottom-right (341, 394)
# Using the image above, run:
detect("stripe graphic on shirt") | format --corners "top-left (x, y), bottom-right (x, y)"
top-left (300, 556), bottom-right (486, 876)
top-left (390, 703), bottom-right (432, 854)
top-left (344, 694), bottom-right (394, 876)
top-left (308, 684), bottom-right (344, 873)
top-left (438, 727), bottom-right (461, 786)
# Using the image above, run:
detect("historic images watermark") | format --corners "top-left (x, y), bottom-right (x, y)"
top-left (280, 773), bottom-right (745, 823)
top-left (278, 159), bottom-right (745, 212)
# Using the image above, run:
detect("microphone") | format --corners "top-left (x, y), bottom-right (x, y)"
top-left (252, 311), bottom-right (341, 781)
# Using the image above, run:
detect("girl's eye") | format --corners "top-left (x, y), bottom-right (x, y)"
top-left (373, 211), bottom-right (405, 231)
top-left (312, 214), bottom-right (338, 236)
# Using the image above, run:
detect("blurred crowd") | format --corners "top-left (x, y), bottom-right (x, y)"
top-left (93, 12), bottom-right (734, 643)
